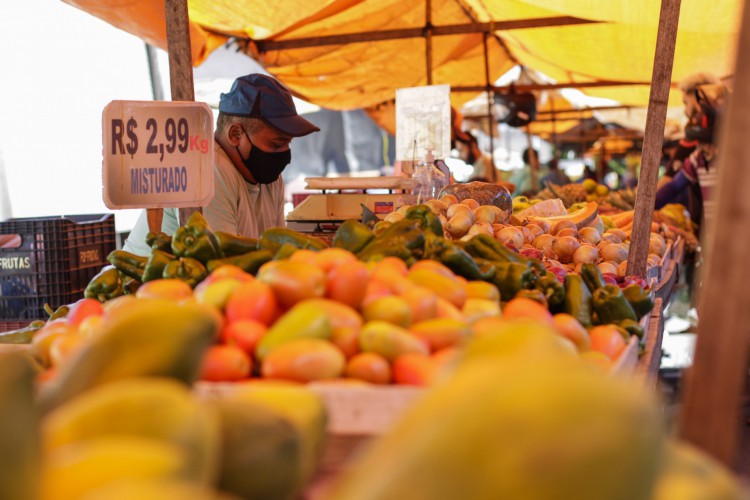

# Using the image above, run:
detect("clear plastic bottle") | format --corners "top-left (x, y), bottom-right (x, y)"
top-left (412, 148), bottom-right (447, 203)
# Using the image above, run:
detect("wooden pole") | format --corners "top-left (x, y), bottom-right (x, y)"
top-left (526, 127), bottom-right (539, 192)
top-left (425, 0), bottom-right (433, 85)
top-left (164, 0), bottom-right (199, 227)
top-left (625, 0), bottom-right (681, 277)
top-left (483, 34), bottom-right (497, 182)
top-left (679, 0), bottom-right (750, 468)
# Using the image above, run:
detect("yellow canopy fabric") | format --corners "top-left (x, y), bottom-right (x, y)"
top-left (61, 0), bottom-right (740, 114)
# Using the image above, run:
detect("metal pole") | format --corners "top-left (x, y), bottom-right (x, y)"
top-left (144, 43), bottom-right (165, 101)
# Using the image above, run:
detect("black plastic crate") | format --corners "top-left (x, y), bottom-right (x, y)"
top-left (0, 214), bottom-right (116, 320)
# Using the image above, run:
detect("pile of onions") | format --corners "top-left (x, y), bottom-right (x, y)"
top-left (496, 226), bottom-right (524, 248)
top-left (600, 243), bottom-right (628, 264)
top-left (552, 236), bottom-right (581, 263)
top-left (572, 244), bottom-right (599, 264)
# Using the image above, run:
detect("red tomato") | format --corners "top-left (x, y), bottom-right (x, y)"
top-left (223, 319), bottom-right (268, 356)
top-left (199, 345), bottom-right (252, 382)
top-left (224, 280), bottom-right (280, 326)
top-left (325, 260), bottom-right (370, 309)
top-left (66, 298), bottom-right (104, 327)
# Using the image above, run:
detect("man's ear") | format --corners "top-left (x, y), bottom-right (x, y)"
top-left (227, 123), bottom-right (244, 146)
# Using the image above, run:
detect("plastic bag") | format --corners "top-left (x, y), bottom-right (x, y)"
top-left (439, 182), bottom-right (512, 222)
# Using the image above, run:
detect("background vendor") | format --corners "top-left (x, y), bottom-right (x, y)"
top-left (123, 74), bottom-right (320, 256)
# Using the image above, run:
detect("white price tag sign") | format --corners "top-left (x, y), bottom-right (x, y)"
top-left (102, 100), bottom-right (215, 209)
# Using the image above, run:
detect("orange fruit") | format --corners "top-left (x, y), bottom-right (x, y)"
top-left (465, 281), bottom-right (500, 302)
top-left (552, 313), bottom-right (591, 352)
top-left (257, 260), bottom-right (326, 309)
top-left (401, 286), bottom-right (438, 323)
top-left (408, 260), bottom-right (457, 281)
top-left (261, 338), bottom-right (345, 382)
top-left (135, 279), bottom-right (193, 300)
top-left (48, 333), bottom-right (86, 368)
top-left (313, 247), bottom-right (358, 274)
top-left (392, 354), bottom-right (437, 386)
top-left (66, 298), bottom-right (104, 327)
top-left (345, 352), bottom-right (392, 384)
top-left (223, 319), bottom-right (268, 356)
top-left (589, 325), bottom-right (627, 361)
top-left (326, 260), bottom-right (370, 309)
top-left (362, 296), bottom-right (412, 327)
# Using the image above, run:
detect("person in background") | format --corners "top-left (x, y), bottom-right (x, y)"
top-left (540, 158), bottom-right (570, 187)
top-left (509, 148), bottom-right (538, 197)
top-left (123, 74), bottom-right (320, 256)
top-left (456, 133), bottom-right (495, 182)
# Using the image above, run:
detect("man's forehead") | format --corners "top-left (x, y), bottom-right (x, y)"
top-left (260, 122), bottom-right (293, 141)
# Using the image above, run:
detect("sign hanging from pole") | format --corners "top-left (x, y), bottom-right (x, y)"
top-left (101, 100), bottom-right (214, 209)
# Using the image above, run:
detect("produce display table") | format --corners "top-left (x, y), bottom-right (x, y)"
top-left (636, 298), bottom-right (665, 383)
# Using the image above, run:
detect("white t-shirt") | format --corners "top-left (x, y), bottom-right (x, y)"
top-left (123, 141), bottom-right (285, 256)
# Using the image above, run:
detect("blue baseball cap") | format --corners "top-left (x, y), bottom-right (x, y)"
top-left (219, 74), bottom-right (320, 137)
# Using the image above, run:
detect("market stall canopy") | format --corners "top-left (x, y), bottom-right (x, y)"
top-left (62, 0), bottom-right (740, 112)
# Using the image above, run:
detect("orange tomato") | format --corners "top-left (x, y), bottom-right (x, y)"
top-left (199, 345), bottom-right (252, 382)
top-left (325, 260), bottom-right (370, 309)
top-left (135, 279), bottom-right (193, 301)
top-left (589, 325), bottom-right (627, 361)
top-left (465, 281), bottom-right (501, 302)
top-left (345, 352), bottom-right (392, 384)
top-left (66, 298), bottom-right (104, 327)
top-left (313, 247), bottom-right (358, 274)
top-left (224, 280), bottom-right (280, 326)
top-left (552, 313), bottom-right (591, 352)
top-left (408, 260), bottom-right (457, 281)
top-left (257, 261), bottom-right (326, 309)
top-left (223, 319), bottom-right (268, 356)
top-left (392, 354), bottom-right (437, 386)
top-left (261, 338), bottom-right (345, 382)
top-left (401, 286), bottom-right (438, 323)
top-left (502, 297), bottom-right (554, 326)
top-left (203, 265), bottom-right (254, 285)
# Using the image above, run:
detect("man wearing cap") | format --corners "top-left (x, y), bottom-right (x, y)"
top-left (123, 74), bottom-right (319, 256)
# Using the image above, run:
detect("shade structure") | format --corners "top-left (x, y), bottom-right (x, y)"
top-left (61, 0), bottom-right (739, 115)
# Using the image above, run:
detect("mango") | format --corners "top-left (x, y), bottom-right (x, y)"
top-left (461, 298), bottom-right (501, 323)
top-left (257, 260), bottom-right (326, 309)
top-left (392, 354), bottom-right (437, 386)
top-left (408, 269), bottom-right (467, 308)
top-left (262, 338), bottom-right (345, 382)
top-left (256, 302), bottom-right (332, 360)
top-left (465, 280), bottom-right (500, 302)
top-left (362, 295), bottom-right (412, 327)
top-left (40, 437), bottom-right (190, 500)
top-left (42, 377), bottom-right (220, 485)
top-left (210, 397), bottom-right (304, 500)
top-left (409, 318), bottom-right (471, 352)
top-left (297, 299), bottom-right (362, 357)
top-left (359, 321), bottom-right (429, 361)
top-left (330, 356), bottom-right (664, 500)
top-left (83, 479), bottom-right (242, 500)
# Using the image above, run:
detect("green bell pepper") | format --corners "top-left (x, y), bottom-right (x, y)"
top-left (563, 273), bottom-right (593, 327)
top-left (106, 250), bottom-right (147, 281)
top-left (332, 220), bottom-right (375, 254)
top-left (259, 227), bottom-right (328, 254)
top-left (580, 263), bottom-right (607, 293)
top-left (171, 211), bottom-right (222, 263)
top-left (618, 318), bottom-right (645, 340)
top-left (515, 288), bottom-right (548, 307)
top-left (162, 257), bottom-right (208, 288)
top-left (215, 231), bottom-right (259, 257)
top-left (146, 231), bottom-right (173, 253)
top-left (84, 267), bottom-right (124, 302)
top-left (142, 249), bottom-right (177, 283)
top-left (404, 204), bottom-right (443, 235)
top-left (207, 250), bottom-right (274, 274)
top-left (122, 275), bottom-right (142, 295)
top-left (491, 261), bottom-right (535, 301)
top-left (44, 303), bottom-right (69, 321)
top-left (438, 243), bottom-right (496, 281)
top-left (592, 284), bottom-right (639, 324)
top-left (535, 272), bottom-right (565, 307)
top-left (465, 234), bottom-right (545, 276)
top-left (622, 284), bottom-right (654, 319)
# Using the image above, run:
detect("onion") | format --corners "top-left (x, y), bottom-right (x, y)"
top-left (572, 244), bottom-right (599, 264)
top-left (606, 228), bottom-right (628, 241)
top-left (525, 223), bottom-right (545, 239)
top-left (384, 211), bottom-right (405, 223)
top-left (617, 260), bottom-right (628, 277)
top-left (473, 205), bottom-right (497, 224)
top-left (597, 240), bottom-right (613, 251)
top-left (551, 220), bottom-right (578, 235)
top-left (557, 228), bottom-right (579, 239)
top-left (598, 261), bottom-right (618, 276)
top-left (468, 222), bottom-right (494, 236)
top-left (440, 194), bottom-right (459, 206)
top-left (647, 254), bottom-right (662, 267)
top-left (520, 226), bottom-right (535, 244)
top-left (552, 236), bottom-right (581, 264)
top-left (601, 233), bottom-right (622, 244)
top-left (532, 234), bottom-right (556, 254)
top-left (424, 199), bottom-right (448, 216)
top-left (600, 243), bottom-right (628, 264)
top-left (446, 203), bottom-right (475, 222)
top-left (460, 198), bottom-right (481, 210)
top-left (520, 248), bottom-right (544, 260)
top-left (649, 233), bottom-right (667, 256)
top-left (496, 226), bottom-right (524, 249)
top-left (579, 227), bottom-right (601, 245)
top-left (492, 223), bottom-right (507, 234)
top-left (531, 219), bottom-right (551, 234)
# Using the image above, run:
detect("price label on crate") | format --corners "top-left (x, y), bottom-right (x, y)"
top-left (102, 100), bottom-right (215, 209)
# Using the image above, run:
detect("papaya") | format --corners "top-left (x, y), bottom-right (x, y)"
top-left (651, 439), bottom-right (743, 500)
top-left (0, 352), bottom-right (40, 500)
top-left (209, 397), bottom-right (304, 500)
top-left (330, 354), bottom-right (664, 500)
top-left (261, 338), bottom-right (345, 382)
top-left (359, 321), bottom-right (429, 361)
top-left (37, 298), bottom-right (220, 413)
top-left (227, 382), bottom-right (327, 488)
top-left (528, 201), bottom-right (599, 230)
top-left (82, 479), bottom-right (242, 500)
top-left (42, 377), bottom-right (220, 485)
top-left (40, 436), bottom-right (190, 500)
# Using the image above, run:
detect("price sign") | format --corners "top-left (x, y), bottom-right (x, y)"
top-left (102, 100), bottom-right (214, 209)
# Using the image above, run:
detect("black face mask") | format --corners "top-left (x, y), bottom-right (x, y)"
top-left (236, 128), bottom-right (291, 184)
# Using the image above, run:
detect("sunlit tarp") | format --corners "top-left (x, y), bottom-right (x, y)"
top-left (61, 0), bottom-right (740, 113)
